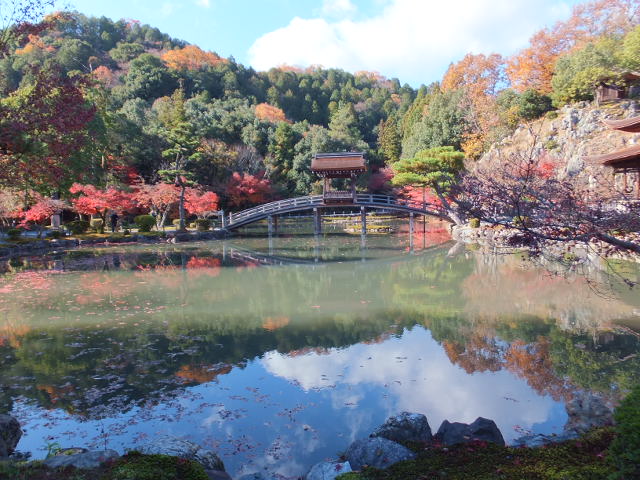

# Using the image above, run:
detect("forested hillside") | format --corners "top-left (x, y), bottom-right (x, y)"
top-left (0, 11), bottom-right (417, 205)
top-left (0, 0), bottom-right (639, 217)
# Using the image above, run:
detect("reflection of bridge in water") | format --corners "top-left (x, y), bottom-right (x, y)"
top-left (222, 194), bottom-right (450, 235)
top-left (222, 236), bottom-right (458, 267)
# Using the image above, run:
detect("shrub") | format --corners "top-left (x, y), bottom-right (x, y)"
top-left (7, 228), bottom-right (21, 240)
top-left (513, 215), bottom-right (531, 228)
top-left (172, 219), bottom-right (181, 227)
top-left (189, 222), bottom-right (197, 229)
top-left (546, 110), bottom-right (559, 119)
top-left (517, 89), bottom-right (553, 120)
top-left (123, 229), bottom-right (131, 236)
top-left (65, 220), bottom-right (90, 235)
top-left (469, 218), bottom-right (480, 228)
top-left (47, 230), bottom-right (63, 239)
top-left (90, 218), bottom-right (104, 232)
top-left (195, 219), bottom-right (210, 231)
top-left (608, 384), bottom-right (640, 478)
top-left (135, 215), bottom-right (156, 232)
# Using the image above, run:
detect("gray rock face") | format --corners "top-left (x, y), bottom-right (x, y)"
top-left (0, 414), bottom-right (22, 457)
top-left (345, 437), bottom-right (416, 471)
top-left (138, 435), bottom-right (225, 471)
top-left (565, 391), bottom-right (613, 434)
top-left (306, 460), bottom-right (352, 480)
top-left (42, 450), bottom-right (119, 469)
top-left (370, 412), bottom-right (432, 444)
top-left (436, 417), bottom-right (505, 446)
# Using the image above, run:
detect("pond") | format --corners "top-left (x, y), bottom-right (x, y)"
top-left (1, 219), bottom-right (639, 478)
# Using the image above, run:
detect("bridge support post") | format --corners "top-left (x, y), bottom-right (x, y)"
top-left (360, 206), bottom-right (366, 236)
top-left (313, 208), bottom-right (322, 235)
top-left (274, 216), bottom-right (278, 235)
top-left (221, 210), bottom-right (227, 229)
top-left (267, 215), bottom-right (273, 236)
top-left (409, 213), bottom-right (414, 252)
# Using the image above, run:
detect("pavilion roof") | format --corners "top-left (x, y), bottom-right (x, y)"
top-left (311, 152), bottom-right (366, 173)
top-left (602, 115), bottom-right (640, 133)
top-left (588, 143), bottom-right (640, 167)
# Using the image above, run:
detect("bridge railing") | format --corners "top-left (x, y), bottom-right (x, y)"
top-left (354, 194), bottom-right (445, 214)
top-left (229, 196), bottom-right (324, 224)
top-left (227, 194), bottom-right (447, 227)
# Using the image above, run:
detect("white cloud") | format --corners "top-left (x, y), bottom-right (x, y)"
top-left (322, 0), bottom-right (357, 18)
top-left (248, 0), bottom-right (573, 86)
top-left (195, 0), bottom-right (211, 7)
top-left (261, 328), bottom-right (565, 443)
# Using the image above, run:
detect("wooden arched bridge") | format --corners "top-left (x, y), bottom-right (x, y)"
top-left (221, 193), bottom-right (450, 232)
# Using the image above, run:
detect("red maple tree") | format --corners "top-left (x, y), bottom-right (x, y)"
top-left (225, 172), bottom-right (272, 209)
top-left (69, 183), bottom-right (134, 233)
top-left (185, 190), bottom-right (219, 218)
top-left (19, 197), bottom-right (66, 237)
top-left (133, 183), bottom-right (180, 229)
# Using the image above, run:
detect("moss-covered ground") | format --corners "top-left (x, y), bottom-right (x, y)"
top-left (0, 451), bottom-right (209, 480)
top-left (337, 428), bottom-right (616, 480)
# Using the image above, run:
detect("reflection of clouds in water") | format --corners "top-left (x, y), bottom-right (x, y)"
top-left (235, 434), bottom-right (306, 479)
top-left (262, 327), bottom-right (562, 441)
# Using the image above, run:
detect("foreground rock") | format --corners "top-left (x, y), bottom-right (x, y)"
top-left (436, 417), bottom-right (505, 446)
top-left (0, 414), bottom-right (22, 457)
top-left (138, 435), bottom-right (227, 477)
top-left (42, 450), bottom-right (119, 469)
top-left (345, 437), bottom-right (416, 471)
top-left (306, 460), bottom-right (352, 480)
top-left (370, 412), bottom-right (432, 444)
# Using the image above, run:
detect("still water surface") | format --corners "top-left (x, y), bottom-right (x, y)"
top-left (1, 225), bottom-right (639, 478)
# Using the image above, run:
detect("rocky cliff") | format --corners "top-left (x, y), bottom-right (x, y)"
top-left (478, 100), bottom-right (640, 187)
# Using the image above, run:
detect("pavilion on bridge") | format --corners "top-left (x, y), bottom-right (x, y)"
top-left (311, 152), bottom-right (366, 204)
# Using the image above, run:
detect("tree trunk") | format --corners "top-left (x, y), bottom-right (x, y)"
top-left (433, 187), bottom-right (465, 226)
top-left (178, 183), bottom-right (186, 231)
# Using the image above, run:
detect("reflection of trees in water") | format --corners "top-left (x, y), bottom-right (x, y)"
top-left (1, 245), bottom-right (639, 418)
top-left (0, 312), bottom-right (418, 417)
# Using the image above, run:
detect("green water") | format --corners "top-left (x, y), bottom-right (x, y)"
top-left (0, 229), bottom-right (639, 477)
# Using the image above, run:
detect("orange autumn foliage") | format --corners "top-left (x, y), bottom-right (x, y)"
top-left (92, 65), bottom-right (115, 85)
top-left (162, 45), bottom-right (227, 71)
top-left (262, 316), bottom-right (290, 331)
top-left (15, 34), bottom-right (55, 55)
top-left (442, 53), bottom-right (504, 159)
top-left (37, 384), bottom-right (75, 405)
top-left (255, 103), bottom-right (288, 123)
top-left (506, 0), bottom-right (640, 93)
top-left (176, 364), bottom-right (232, 384)
top-left (504, 338), bottom-right (571, 401)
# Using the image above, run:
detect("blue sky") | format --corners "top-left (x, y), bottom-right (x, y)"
top-left (64, 0), bottom-right (584, 86)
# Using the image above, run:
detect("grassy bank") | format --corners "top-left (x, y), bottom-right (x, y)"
top-left (337, 429), bottom-right (615, 480)
top-left (0, 451), bottom-right (209, 480)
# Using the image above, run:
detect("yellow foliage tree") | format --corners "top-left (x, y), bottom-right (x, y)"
top-left (161, 45), bottom-right (226, 71)
top-left (255, 103), bottom-right (288, 123)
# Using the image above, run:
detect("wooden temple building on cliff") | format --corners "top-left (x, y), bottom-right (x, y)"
top-left (590, 116), bottom-right (640, 199)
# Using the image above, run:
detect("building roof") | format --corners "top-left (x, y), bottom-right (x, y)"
top-left (588, 143), bottom-right (640, 167)
top-left (602, 115), bottom-right (640, 133)
top-left (311, 152), bottom-right (366, 173)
